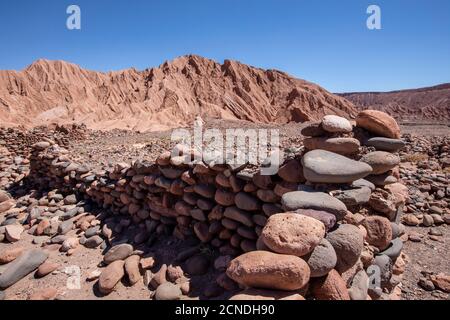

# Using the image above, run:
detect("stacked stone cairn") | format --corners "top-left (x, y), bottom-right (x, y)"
top-left (1, 110), bottom-right (409, 300)
top-left (227, 110), bottom-right (408, 300)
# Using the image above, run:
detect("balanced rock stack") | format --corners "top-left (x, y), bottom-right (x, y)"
top-left (226, 110), bottom-right (408, 300)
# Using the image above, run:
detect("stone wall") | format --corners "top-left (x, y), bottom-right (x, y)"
top-left (3, 110), bottom-right (409, 300)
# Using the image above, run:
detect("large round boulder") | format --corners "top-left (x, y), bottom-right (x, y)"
top-left (321, 115), bottom-right (352, 133)
top-left (356, 110), bottom-right (401, 139)
top-left (261, 213), bottom-right (325, 257)
top-left (326, 224), bottom-right (364, 273)
top-left (226, 251), bottom-right (310, 291)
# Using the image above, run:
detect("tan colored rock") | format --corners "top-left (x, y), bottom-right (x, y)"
top-left (392, 253), bottom-right (406, 275)
top-left (124, 255), bottom-right (141, 285)
top-left (402, 214), bottom-right (420, 226)
top-left (0, 199), bottom-right (15, 213)
top-left (167, 265), bottom-right (184, 283)
top-left (385, 183), bottom-right (409, 205)
top-left (35, 262), bottom-right (59, 278)
top-left (356, 110), bottom-right (401, 139)
top-left (226, 251), bottom-right (310, 291)
top-left (0, 247), bottom-right (24, 264)
top-left (98, 260), bottom-right (125, 295)
top-left (5, 225), bottom-right (24, 242)
top-left (303, 137), bottom-right (360, 155)
top-left (430, 273), bottom-right (450, 293)
top-left (261, 213), bottom-right (325, 256)
top-left (0, 190), bottom-right (11, 203)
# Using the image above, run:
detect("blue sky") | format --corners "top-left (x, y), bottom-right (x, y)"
top-left (0, 0), bottom-right (449, 92)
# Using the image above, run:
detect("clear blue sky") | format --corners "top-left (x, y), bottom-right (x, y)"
top-left (0, 0), bottom-right (449, 92)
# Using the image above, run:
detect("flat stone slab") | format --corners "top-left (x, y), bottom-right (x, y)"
top-left (303, 137), bottom-right (360, 155)
top-left (281, 191), bottom-right (348, 220)
top-left (302, 150), bottom-right (373, 184)
top-left (0, 249), bottom-right (48, 289)
top-left (360, 151), bottom-right (400, 175)
top-left (364, 137), bottom-right (405, 152)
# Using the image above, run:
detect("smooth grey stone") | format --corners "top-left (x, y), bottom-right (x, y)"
top-left (333, 187), bottom-right (371, 207)
top-left (326, 224), bottom-right (364, 273)
top-left (83, 235), bottom-right (104, 249)
top-left (1, 218), bottom-right (17, 226)
top-left (302, 150), bottom-right (372, 183)
top-left (379, 238), bottom-right (403, 261)
top-left (79, 236), bottom-right (87, 245)
top-left (64, 194), bottom-right (78, 205)
top-left (351, 179), bottom-right (376, 191)
top-left (0, 290), bottom-right (4, 300)
top-left (360, 152), bottom-right (400, 175)
top-left (0, 249), bottom-right (48, 289)
top-left (85, 226), bottom-right (101, 238)
top-left (58, 220), bottom-right (73, 235)
top-left (51, 235), bottom-right (67, 244)
top-left (60, 208), bottom-right (79, 220)
top-left (373, 254), bottom-right (393, 288)
top-left (364, 137), bottom-right (405, 152)
top-left (32, 236), bottom-right (48, 245)
top-left (282, 191), bottom-right (348, 220)
top-left (390, 222), bottom-right (401, 239)
top-left (305, 238), bottom-right (337, 277)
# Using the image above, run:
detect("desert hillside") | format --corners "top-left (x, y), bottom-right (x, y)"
top-left (340, 84), bottom-right (450, 123)
top-left (0, 55), bottom-right (356, 131)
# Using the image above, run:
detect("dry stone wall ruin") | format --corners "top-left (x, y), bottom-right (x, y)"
top-left (0, 110), bottom-right (410, 300)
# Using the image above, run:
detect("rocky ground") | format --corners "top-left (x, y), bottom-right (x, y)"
top-left (0, 120), bottom-right (449, 301)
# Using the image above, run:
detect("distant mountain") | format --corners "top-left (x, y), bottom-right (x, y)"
top-left (339, 84), bottom-right (450, 123)
top-left (0, 55), bottom-right (356, 131)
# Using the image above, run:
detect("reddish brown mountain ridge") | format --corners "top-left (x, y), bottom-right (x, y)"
top-left (340, 83), bottom-right (450, 123)
top-left (0, 55), bottom-right (356, 131)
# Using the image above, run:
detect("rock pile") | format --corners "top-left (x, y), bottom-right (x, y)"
top-left (1, 110), bottom-right (412, 300)
top-left (227, 112), bottom-right (408, 300)
top-left (398, 134), bottom-right (450, 229)
top-left (0, 125), bottom-right (86, 157)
